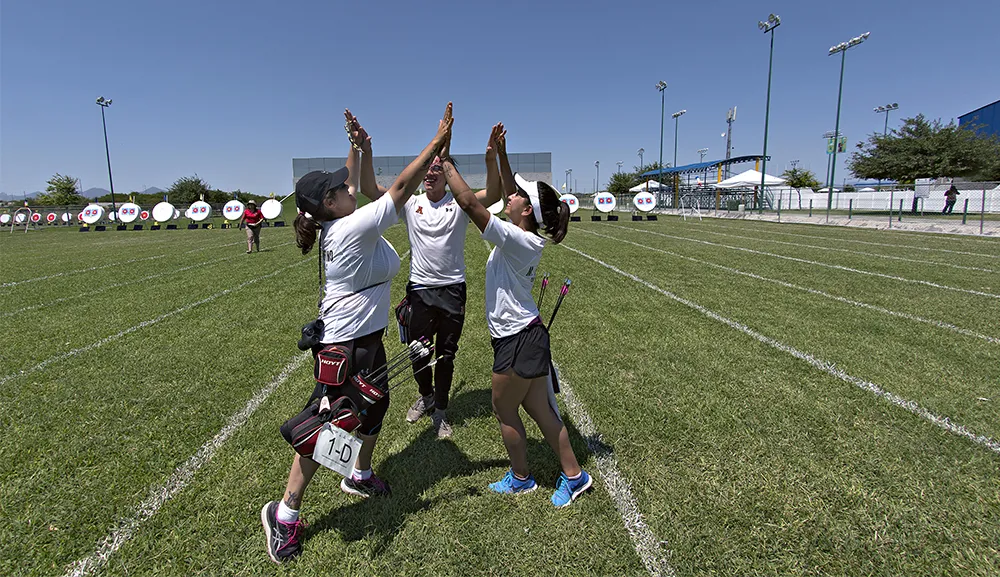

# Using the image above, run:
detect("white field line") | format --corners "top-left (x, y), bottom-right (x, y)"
top-left (0, 259), bottom-right (310, 387)
top-left (697, 221), bottom-right (1000, 259)
top-left (0, 255), bottom-right (168, 288)
top-left (63, 352), bottom-right (309, 577)
top-left (689, 227), bottom-right (997, 273)
top-left (561, 242), bottom-right (1000, 456)
top-left (609, 225), bottom-right (1000, 300)
top-left (556, 364), bottom-right (676, 577)
top-left (0, 241), bottom-right (295, 319)
top-left (580, 229), bottom-right (1000, 345)
top-left (1, 241), bottom-right (255, 288)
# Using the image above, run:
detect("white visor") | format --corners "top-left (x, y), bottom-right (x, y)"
top-left (514, 173), bottom-right (545, 225)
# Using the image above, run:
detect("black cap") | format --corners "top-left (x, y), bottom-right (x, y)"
top-left (295, 168), bottom-right (350, 215)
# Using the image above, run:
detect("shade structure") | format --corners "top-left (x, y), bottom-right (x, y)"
top-left (713, 169), bottom-right (786, 189)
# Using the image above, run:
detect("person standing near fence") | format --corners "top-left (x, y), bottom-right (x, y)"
top-left (241, 200), bottom-right (266, 253)
top-left (943, 184), bottom-right (960, 214)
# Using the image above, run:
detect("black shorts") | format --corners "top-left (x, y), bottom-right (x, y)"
top-left (491, 321), bottom-right (551, 379)
top-left (407, 282), bottom-right (466, 360)
top-left (306, 328), bottom-right (389, 436)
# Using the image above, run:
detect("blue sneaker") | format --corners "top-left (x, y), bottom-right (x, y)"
top-left (551, 470), bottom-right (592, 507)
top-left (489, 469), bottom-right (537, 494)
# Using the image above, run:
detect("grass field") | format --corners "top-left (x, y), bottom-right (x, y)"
top-left (2, 212), bottom-right (998, 576)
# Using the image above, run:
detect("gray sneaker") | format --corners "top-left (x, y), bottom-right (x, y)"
top-left (406, 394), bottom-right (435, 423)
top-left (431, 409), bottom-right (453, 438)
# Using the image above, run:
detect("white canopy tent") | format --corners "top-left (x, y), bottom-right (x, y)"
top-left (629, 180), bottom-right (669, 192)
top-left (713, 169), bottom-right (785, 189)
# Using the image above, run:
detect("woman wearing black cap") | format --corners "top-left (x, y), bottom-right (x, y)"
top-left (261, 104), bottom-right (452, 564)
top-left (440, 127), bottom-right (592, 508)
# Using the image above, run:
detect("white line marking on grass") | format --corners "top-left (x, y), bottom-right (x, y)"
top-left (561, 242), bottom-right (1000, 456)
top-left (611, 225), bottom-right (1000, 300)
top-left (580, 229), bottom-right (1000, 345)
top-left (0, 259), bottom-right (310, 387)
top-left (0, 242), bottom-right (296, 319)
top-left (0, 255), bottom-right (168, 288)
top-left (699, 222), bottom-right (1000, 259)
top-left (63, 352), bottom-right (309, 577)
top-left (182, 240), bottom-right (246, 253)
top-left (557, 365), bottom-right (677, 577)
top-left (690, 227), bottom-right (997, 273)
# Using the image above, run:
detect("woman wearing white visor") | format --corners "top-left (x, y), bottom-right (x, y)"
top-left (440, 128), bottom-right (592, 508)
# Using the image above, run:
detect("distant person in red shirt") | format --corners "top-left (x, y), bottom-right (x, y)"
top-left (241, 200), bottom-right (266, 253)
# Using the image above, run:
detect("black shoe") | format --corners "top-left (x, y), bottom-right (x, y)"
top-left (261, 501), bottom-right (303, 563)
top-left (340, 473), bottom-right (391, 498)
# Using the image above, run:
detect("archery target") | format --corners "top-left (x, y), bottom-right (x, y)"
top-left (81, 204), bottom-right (105, 224)
top-left (152, 202), bottom-right (175, 222)
top-left (46, 213), bottom-right (56, 223)
top-left (594, 192), bottom-right (616, 213)
top-left (30, 212), bottom-right (42, 223)
top-left (632, 192), bottom-right (656, 212)
top-left (487, 199), bottom-right (504, 215)
top-left (183, 207), bottom-right (192, 219)
top-left (559, 194), bottom-right (579, 214)
top-left (0, 214), bottom-right (10, 224)
top-left (173, 209), bottom-right (181, 219)
top-left (61, 212), bottom-right (71, 223)
top-left (223, 199), bottom-right (245, 220)
top-left (118, 202), bottom-right (141, 223)
top-left (189, 200), bottom-right (212, 221)
top-left (77, 212), bottom-right (84, 222)
top-left (15, 213), bottom-right (26, 223)
top-left (260, 198), bottom-right (282, 219)
top-left (140, 210), bottom-right (149, 221)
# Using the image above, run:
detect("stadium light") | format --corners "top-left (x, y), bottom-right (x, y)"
top-left (95, 96), bottom-right (118, 213)
top-left (758, 13), bottom-right (781, 213)
top-left (616, 160), bottom-right (623, 174)
top-left (595, 160), bottom-right (600, 193)
top-left (826, 31), bottom-right (870, 222)
top-left (874, 102), bottom-right (899, 135)
top-left (656, 81), bottom-right (668, 191)
top-left (637, 147), bottom-right (644, 169)
top-left (671, 110), bottom-right (686, 170)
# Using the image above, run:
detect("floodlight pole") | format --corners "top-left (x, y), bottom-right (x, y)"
top-left (656, 81), bottom-right (667, 194)
top-left (595, 161), bottom-right (600, 193)
top-left (616, 161), bottom-right (623, 174)
top-left (758, 14), bottom-right (780, 214)
top-left (637, 148), bottom-right (644, 169)
top-left (96, 97), bottom-right (117, 212)
top-left (827, 32), bottom-right (870, 222)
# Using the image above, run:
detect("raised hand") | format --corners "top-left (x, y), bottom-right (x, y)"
top-left (495, 123), bottom-right (508, 157)
top-left (435, 102), bottom-right (454, 152)
top-left (486, 123), bottom-right (505, 162)
top-left (344, 109), bottom-right (372, 154)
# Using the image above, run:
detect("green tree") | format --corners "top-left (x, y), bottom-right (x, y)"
top-left (849, 115), bottom-right (1000, 181)
top-left (168, 175), bottom-right (212, 204)
top-left (35, 174), bottom-right (85, 205)
top-left (608, 171), bottom-right (640, 194)
top-left (780, 168), bottom-right (821, 190)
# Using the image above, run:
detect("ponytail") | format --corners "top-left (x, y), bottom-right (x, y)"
top-left (537, 181), bottom-right (570, 244)
top-left (294, 212), bottom-right (319, 255)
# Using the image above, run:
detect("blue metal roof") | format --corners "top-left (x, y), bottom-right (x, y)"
top-left (641, 155), bottom-right (769, 177)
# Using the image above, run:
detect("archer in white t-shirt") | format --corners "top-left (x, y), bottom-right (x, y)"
top-left (441, 123), bottom-right (592, 509)
top-left (261, 105), bottom-right (452, 565)
top-left (361, 124), bottom-right (505, 438)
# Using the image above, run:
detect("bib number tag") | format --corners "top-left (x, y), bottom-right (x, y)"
top-left (312, 424), bottom-right (362, 477)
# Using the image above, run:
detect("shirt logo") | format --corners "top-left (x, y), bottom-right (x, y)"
top-left (416, 206), bottom-right (424, 215)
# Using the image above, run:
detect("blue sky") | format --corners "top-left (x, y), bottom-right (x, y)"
top-left (2, 0), bottom-right (997, 196)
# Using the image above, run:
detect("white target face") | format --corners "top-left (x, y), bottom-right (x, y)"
top-left (46, 213), bottom-right (56, 223)
top-left (140, 210), bottom-right (149, 221)
top-left (152, 202), bottom-right (175, 222)
top-left (260, 198), bottom-right (282, 219)
top-left (594, 192), bottom-right (617, 213)
top-left (0, 214), bottom-right (10, 224)
top-left (118, 202), bottom-right (141, 223)
top-left (30, 212), bottom-right (42, 223)
top-left (183, 207), bottom-right (192, 219)
top-left (15, 213), bottom-right (26, 223)
top-left (109, 211), bottom-right (117, 221)
top-left (189, 201), bottom-right (212, 222)
top-left (487, 199), bottom-right (504, 215)
top-left (61, 212), bottom-right (71, 222)
top-left (223, 200), bottom-right (245, 221)
top-left (81, 204), bottom-right (105, 224)
top-left (632, 192), bottom-right (656, 212)
top-left (173, 209), bottom-right (181, 220)
top-left (559, 194), bottom-right (579, 214)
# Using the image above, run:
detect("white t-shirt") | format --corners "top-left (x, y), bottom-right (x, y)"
top-left (318, 193), bottom-right (401, 343)
top-left (481, 215), bottom-right (545, 338)
top-left (400, 192), bottom-right (470, 286)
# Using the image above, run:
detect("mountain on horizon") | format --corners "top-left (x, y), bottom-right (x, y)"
top-left (0, 191), bottom-right (42, 201)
